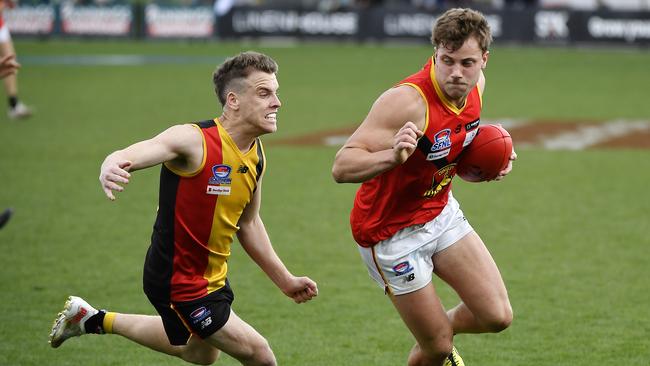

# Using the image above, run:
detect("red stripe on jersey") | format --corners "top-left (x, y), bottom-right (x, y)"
top-left (170, 129), bottom-right (223, 301)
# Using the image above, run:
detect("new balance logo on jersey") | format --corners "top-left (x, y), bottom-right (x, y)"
top-left (237, 165), bottom-right (249, 173)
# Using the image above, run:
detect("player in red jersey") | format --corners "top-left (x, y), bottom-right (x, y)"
top-left (332, 8), bottom-right (516, 366)
top-left (49, 51), bottom-right (318, 366)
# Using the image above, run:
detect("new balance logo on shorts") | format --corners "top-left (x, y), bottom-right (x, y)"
top-left (200, 317), bottom-right (212, 329)
top-left (404, 273), bottom-right (416, 282)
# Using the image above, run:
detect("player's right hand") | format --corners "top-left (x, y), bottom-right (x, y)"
top-left (392, 121), bottom-right (423, 164)
top-left (282, 275), bottom-right (319, 304)
top-left (0, 54), bottom-right (20, 79)
top-left (99, 159), bottom-right (132, 200)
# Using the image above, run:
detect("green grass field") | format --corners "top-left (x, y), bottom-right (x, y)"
top-left (1, 40), bottom-right (649, 365)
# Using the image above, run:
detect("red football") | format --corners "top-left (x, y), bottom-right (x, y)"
top-left (456, 124), bottom-right (513, 182)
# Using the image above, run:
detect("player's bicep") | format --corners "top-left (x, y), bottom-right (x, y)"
top-left (343, 86), bottom-right (425, 152)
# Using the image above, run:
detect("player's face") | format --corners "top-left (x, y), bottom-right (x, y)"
top-left (239, 71), bottom-right (281, 135)
top-left (434, 37), bottom-right (488, 106)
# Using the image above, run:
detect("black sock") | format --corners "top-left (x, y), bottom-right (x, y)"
top-left (8, 96), bottom-right (18, 109)
top-left (84, 310), bottom-right (106, 334)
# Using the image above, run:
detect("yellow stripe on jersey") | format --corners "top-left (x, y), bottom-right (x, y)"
top-left (398, 82), bottom-right (431, 135)
top-left (204, 120), bottom-right (263, 294)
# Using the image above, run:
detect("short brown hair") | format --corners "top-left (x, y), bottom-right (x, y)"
top-left (432, 8), bottom-right (492, 53)
top-left (213, 51), bottom-right (278, 106)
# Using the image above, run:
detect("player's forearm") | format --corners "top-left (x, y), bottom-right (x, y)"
top-left (104, 140), bottom-right (174, 172)
top-left (237, 219), bottom-right (292, 289)
top-left (332, 147), bottom-right (399, 183)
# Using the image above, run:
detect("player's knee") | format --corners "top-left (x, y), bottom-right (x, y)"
top-left (244, 338), bottom-right (276, 366)
top-left (483, 302), bottom-right (513, 333)
top-left (418, 334), bottom-right (453, 363)
top-left (182, 349), bottom-right (219, 365)
top-left (255, 342), bottom-right (277, 366)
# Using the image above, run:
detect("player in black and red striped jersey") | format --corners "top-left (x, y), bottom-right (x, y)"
top-left (49, 51), bottom-right (317, 366)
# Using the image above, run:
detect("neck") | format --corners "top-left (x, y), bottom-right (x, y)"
top-left (448, 95), bottom-right (467, 109)
top-left (218, 114), bottom-right (256, 152)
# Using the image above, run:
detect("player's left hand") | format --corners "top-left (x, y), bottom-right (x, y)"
top-left (494, 149), bottom-right (517, 181)
top-left (282, 276), bottom-right (318, 304)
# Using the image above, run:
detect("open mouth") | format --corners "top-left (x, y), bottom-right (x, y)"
top-left (265, 112), bottom-right (277, 122)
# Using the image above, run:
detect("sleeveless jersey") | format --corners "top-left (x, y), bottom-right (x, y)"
top-left (143, 118), bottom-right (265, 302)
top-left (350, 57), bottom-right (483, 247)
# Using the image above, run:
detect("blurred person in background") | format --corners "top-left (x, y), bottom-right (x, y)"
top-left (332, 8), bottom-right (515, 366)
top-left (0, 207), bottom-right (12, 229)
top-left (0, 0), bottom-right (32, 119)
top-left (0, 53), bottom-right (19, 229)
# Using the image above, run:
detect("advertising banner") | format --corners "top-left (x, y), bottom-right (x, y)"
top-left (5, 5), bottom-right (56, 36)
top-left (60, 3), bottom-right (133, 36)
top-left (218, 6), bottom-right (359, 39)
top-left (145, 5), bottom-right (215, 38)
top-left (6, 4), bottom-right (650, 46)
top-left (572, 11), bottom-right (650, 44)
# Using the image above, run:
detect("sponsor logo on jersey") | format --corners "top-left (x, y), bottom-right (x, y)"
top-left (465, 119), bottom-right (480, 131)
top-left (423, 163), bottom-right (456, 198)
top-left (190, 307), bottom-right (212, 325)
top-left (206, 185), bottom-right (231, 195)
top-left (427, 149), bottom-right (450, 160)
top-left (463, 128), bottom-right (479, 147)
top-left (209, 164), bottom-right (232, 185)
top-left (393, 261), bottom-right (414, 276)
top-left (430, 129), bottom-right (452, 151)
top-left (237, 165), bottom-right (249, 173)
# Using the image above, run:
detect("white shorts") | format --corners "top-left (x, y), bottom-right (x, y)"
top-left (0, 24), bottom-right (10, 43)
top-left (358, 194), bottom-right (473, 296)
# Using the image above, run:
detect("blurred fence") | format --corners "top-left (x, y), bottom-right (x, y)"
top-left (6, 3), bottom-right (650, 46)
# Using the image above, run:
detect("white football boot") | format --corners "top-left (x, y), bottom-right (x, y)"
top-left (8, 102), bottom-right (33, 119)
top-left (49, 296), bottom-right (98, 348)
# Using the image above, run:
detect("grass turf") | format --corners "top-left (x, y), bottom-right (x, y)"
top-left (0, 40), bottom-right (649, 365)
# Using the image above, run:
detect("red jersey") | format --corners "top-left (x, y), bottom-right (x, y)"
top-left (143, 118), bottom-right (266, 302)
top-left (350, 57), bottom-right (483, 247)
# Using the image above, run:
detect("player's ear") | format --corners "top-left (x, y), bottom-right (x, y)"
top-left (226, 91), bottom-right (239, 111)
top-left (481, 51), bottom-right (489, 69)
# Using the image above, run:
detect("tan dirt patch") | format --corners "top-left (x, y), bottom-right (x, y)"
top-left (270, 120), bottom-right (650, 150)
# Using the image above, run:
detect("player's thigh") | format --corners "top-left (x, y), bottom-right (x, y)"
top-left (391, 283), bottom-right (453, 351)
top-left (433, 231), bottom-right (510, 315)
top-left (204, 310), bottom-right (272, 361)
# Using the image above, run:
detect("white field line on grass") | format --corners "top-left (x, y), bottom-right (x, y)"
top-left (537, 120), bottom-right (650, 150)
